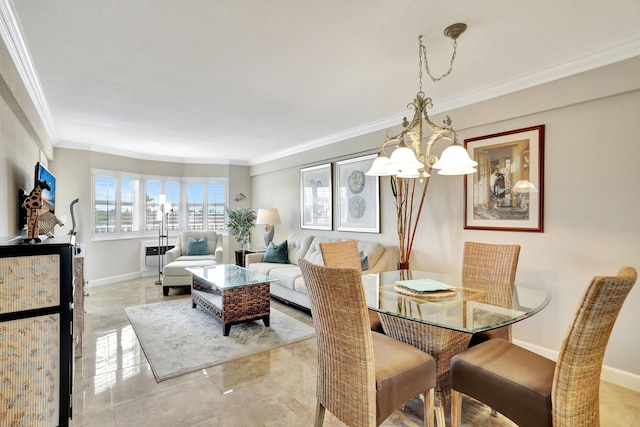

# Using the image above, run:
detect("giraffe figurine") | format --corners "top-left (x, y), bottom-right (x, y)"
top-left (22, 180), bottom-right (51, 243)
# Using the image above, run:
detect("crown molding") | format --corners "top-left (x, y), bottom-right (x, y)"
top-left (55, 140), bottom-right (249, 166)
top-left (0, 0), bottom-right (57, 143)
top-left (251, 36), bottom-right (640, 166)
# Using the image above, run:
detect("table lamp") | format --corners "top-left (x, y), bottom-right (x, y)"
top-left (256, 208), bottom-right (281, 247)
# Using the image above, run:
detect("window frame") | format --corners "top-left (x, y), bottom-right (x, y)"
top-left (92, 169), bottom-right (229, 241)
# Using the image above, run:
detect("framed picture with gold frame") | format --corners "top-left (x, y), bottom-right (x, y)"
top-left (464, 125), bottom-right (544, 232)
top-left (335, 154), bottom-right (380, 233)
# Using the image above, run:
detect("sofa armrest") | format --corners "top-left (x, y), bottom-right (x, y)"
top-left (165, 246), bottom-right (181, 264)
top-left (366, 246), bottom-right (399, 273)
top-left (214, 235), bottom-right (224, 264)
top-left (245, 252), bottom-right (265, 268)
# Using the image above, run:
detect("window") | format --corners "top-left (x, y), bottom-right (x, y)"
top-left (185, 179), bottom-right (227, 231)
top-left (93, 169), bottom-right (227, 239)
top-left (207, 181), bottom-right (226, 230)
top-left (145, 178), bottom-right (180, 231)
top-left (94, 172), bottom-right (141, 235)
top-left (94, 174), bottom-right (116, 234)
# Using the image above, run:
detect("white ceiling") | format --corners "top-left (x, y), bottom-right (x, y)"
top-left (5, 0), bottom-right (640, 165)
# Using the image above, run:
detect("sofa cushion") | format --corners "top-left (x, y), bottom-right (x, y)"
top-left (304, 236), bottom-right (341, 265)
top-left (263, 240), bottom-right (289, 263)
top-left (293, 275), bottom-right (309, 294)
top-left (357, 240), bottom-right (385, 269)
top-left (287, 233), bottom-right (315, 265)
top-left (247, 262), bottom-right (287, 277)
top-left (269, 266), bottom-right (303, 290)
top-left (187, 236), bottom-right (208, 255)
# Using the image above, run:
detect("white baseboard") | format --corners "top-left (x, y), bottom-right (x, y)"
top-left (514, 339), bottom-right (640, 392)
top-left (86, 272), bottom-right (143, 288)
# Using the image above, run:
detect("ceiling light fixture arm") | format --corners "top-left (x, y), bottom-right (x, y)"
top-left (382, 91), bottom-right (458, 169)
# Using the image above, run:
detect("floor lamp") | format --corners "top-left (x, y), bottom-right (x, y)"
top-left (155, 196), bottom-right (172, 285)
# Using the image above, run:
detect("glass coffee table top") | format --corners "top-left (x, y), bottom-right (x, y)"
top-left (186, 264), bottom-right (277, 289)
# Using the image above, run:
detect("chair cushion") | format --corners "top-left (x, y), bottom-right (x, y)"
top-left (163, 259), bottom-right (216, 276)
top-left (263, 240), bottom-right (289, 263)
top-left (372, 331), bottom-right (436, 425)
top-left (369, 310), bottom-right (383, 333)
top-left (451, 338), bottom-right (555, 427)
top-left (186, 237), bottom-right (208, 255)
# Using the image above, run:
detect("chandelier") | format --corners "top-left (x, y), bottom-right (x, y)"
top-left (366, 23), bottom-right (477, 178)
top-left (365, 23), bottom-right (476, 268)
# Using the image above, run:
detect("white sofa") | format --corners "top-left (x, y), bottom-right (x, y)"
top-left (245, 233), bottom-right (399, 309)
top-left (161, 231), bottom-right (223, 296)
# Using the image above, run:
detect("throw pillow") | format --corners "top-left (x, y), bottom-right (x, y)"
top-left (263, 240), bottom-right (288, 264)
top-left (359, 250), bottom-right (369, 271)
top-left (186, 236), bottom-right (208, 256)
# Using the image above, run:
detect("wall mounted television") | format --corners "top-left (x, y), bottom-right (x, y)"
top-left (35, 162), bottom-right (56, 215)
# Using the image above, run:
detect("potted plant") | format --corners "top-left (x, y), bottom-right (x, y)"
top-left (226, 208), bottom-right (257, 248)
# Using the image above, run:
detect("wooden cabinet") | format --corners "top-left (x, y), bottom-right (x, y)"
top-left (0, 236), bottom-right (74, 426)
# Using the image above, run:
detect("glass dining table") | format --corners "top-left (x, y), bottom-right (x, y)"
top-left (362, 270), bottom-right (551, 426)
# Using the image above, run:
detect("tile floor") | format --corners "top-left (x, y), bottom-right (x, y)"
top-left (72, 277), bottom-right (640, 426)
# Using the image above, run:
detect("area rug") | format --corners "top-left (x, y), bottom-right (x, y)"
top-left (125, 298), bottom-right (315, 382)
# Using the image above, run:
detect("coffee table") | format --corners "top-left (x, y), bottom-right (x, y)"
top-left (186, 264), bottom-right (277, 336)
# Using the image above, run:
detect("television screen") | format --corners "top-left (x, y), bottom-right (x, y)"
top-left (35, 162), bottom-right (56, 215)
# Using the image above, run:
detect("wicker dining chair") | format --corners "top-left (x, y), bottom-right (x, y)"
top-left (450, 266), bottom-right (637, 427)
top-left (462, 241), bottom-right (521, 346)
top-left (319, 240), bottom-right (384, 333)
top-left (299, 259), bottom-right (436, 427)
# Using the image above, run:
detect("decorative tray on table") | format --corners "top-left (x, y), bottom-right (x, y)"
top-left (393, 278), bottom-right (457, 300)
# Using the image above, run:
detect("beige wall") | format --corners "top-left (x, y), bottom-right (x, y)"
top-left (250, 57), bottom-right (640, 381)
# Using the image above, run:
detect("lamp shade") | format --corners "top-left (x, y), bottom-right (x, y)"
top-left (387, 146), bottom-right (424, 172)
top-left (431, 145), bottom-right (477, 175)
top-left (256, 208), bottom-right (281, 225)
top-left (512, 180), bottom-right (538, 193)
top-left (365, 156), bottom-right (396, 176)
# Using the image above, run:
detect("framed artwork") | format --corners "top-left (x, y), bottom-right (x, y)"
top-left (335, 154), bottom-right (380, 233)
top-left (464, 125), bottom-right (544, 231)
top-left (300, 163), bottom-right (332, 230)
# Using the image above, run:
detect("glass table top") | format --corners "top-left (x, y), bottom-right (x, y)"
top-left (362, 270), bottom-right (551, 334)
top-left (186, 264), bottom-right (277, 289)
